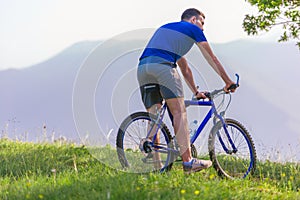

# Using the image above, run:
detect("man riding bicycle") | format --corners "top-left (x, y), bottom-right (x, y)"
top-left (137, 8), bottom-right (236, 173)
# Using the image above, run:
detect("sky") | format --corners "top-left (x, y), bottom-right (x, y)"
top-left (0, 0), bottom-right (279, 70)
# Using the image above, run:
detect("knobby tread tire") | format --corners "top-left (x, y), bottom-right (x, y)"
top-left (208, 118), bottom-right (256, 179)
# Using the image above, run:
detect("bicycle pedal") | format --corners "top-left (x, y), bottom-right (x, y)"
top-left (141, 153), bottom-right (154, 163)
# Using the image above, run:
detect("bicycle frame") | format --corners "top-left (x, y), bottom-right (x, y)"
top-left (185, 99), bottom-right (237, 154)
top-left (147, 97), bottom-right (238, 155)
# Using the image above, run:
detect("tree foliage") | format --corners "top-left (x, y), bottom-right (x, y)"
top-left (243, 0), bottom-right (300, 48)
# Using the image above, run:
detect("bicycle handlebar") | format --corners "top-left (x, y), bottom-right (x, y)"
top-left (197, 74), bottom-right (240, 100)
top-left (227, 74), bottom-right (240, 91)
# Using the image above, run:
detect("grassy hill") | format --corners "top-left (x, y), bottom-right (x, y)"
top-left (0, 139), bottom-right (299, 200)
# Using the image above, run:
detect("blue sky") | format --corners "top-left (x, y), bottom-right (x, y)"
top-left (0, 0), bottom-right (280, 70)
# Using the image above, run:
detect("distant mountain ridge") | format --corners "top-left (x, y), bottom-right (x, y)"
top-left (0, 40), bottom-right (100, 142)
top-left (1, 39), bottom-right (299, 161)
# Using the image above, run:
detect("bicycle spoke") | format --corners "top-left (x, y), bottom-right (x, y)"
top-left (116, 112), bottom-right (174, 173)
top-left (209, 119), bottom-right (256, 179)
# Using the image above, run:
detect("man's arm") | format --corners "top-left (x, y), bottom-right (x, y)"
top-left (177, 57), bottom-right (206, 98)
top-left (196, 41), bottom-right (235, 92)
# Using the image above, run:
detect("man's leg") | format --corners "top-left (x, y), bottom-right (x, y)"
top-left (147, 103), bottom-right (163, 169)
top-left (165, 97), bottom-right (192, 162)
top-left (166, 97), bottom-right (212, 173)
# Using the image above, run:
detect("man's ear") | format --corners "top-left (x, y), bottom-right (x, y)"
top-left (190, 16), bottom-right (197, 24)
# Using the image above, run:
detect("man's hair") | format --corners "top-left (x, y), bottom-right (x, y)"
top-left (181, 8), bottom-right (205, 20)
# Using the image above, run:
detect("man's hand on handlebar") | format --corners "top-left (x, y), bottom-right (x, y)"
top-left (195, 91), bottom-right (208, 100)
top-left (224, 74), bottom-right (240, 93)
top-left (224, 81), bottom-right (238, 93)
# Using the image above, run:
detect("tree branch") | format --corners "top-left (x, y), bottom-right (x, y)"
top-left (273, 20), bottom-right (299, 26)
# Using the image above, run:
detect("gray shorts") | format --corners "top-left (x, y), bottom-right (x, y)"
top-left (137, 61), bottom-right (184, 109)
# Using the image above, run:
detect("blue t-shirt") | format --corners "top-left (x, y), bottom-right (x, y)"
top-left (140, 21), bottom-right (207, 64)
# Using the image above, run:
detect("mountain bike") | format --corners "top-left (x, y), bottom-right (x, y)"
top-left (116, 74), bottom-right (256, 179)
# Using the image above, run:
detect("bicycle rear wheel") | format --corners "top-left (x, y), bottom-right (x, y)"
top-left (208, 118), bottom-right (256, 179)
top-left (116, 112), bottom-right (174, 173)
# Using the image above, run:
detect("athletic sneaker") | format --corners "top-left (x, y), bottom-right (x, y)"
top-left (183, 158), bottom-right (212, 173)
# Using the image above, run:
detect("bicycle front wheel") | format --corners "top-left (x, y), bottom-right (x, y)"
top-left (208, 118), bottom-right (256, 179)
top-left (116, 112), bottom-right (174, 173)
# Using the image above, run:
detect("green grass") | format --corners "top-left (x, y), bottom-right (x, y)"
top-left (0, 139), bottom-right (299, 200)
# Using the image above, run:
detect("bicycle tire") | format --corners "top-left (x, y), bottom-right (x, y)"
top-left (116, 112), bottom-right (174, 173)
top-left (208, 118), bottom-right (256, 179)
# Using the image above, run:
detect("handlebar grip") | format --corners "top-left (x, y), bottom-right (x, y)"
top-left (204, 92), bottom-right (211, 99)
top-left (227, 74), bottom-right (240, 91)
top-left (193, 93), bottom-right (208, 100)
top-left (227, 84), bottom-right (238, 91)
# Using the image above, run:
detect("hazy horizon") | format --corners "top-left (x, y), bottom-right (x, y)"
top-left (1, 36), bottom-right (293, 72)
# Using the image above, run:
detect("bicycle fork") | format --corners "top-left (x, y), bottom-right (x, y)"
top-left (214, 113), bottom-right (238, 154)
